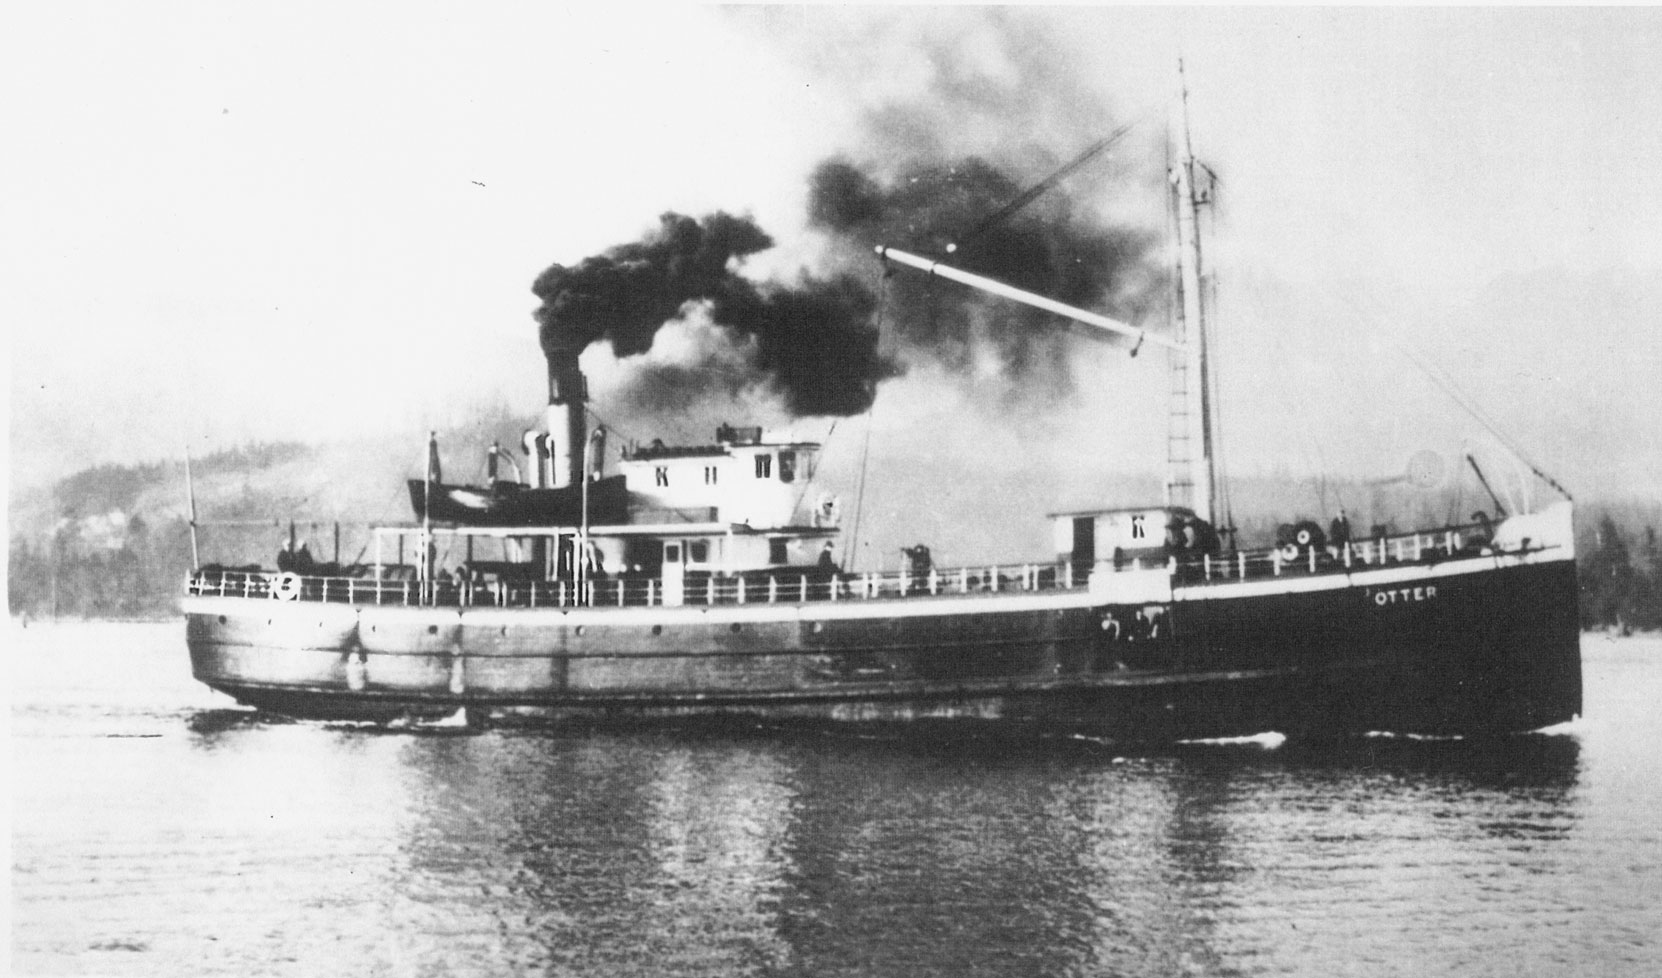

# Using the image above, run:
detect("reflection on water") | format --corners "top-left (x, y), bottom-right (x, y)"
top-left (10, 624), bottom-right (1660, 977)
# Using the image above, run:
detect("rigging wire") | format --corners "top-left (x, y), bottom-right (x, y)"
top-left (1340, 293), bottom-right (1574, 502)
top-left (948, 118), bottom-right (1144, 254)
top-left (786, 417), bottom-right (840, 521)
top-left (1197, 177), bottom-right (1236, 535)
top-left (845, 267), bottom-right (892, 573)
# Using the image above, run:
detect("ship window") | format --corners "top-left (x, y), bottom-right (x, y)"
top-left (689, 541), bottom-right (710, 563)
top-left (1131, 514), bottom-right (1146, 540)
top-left (665, 543), bottom-right (681, 562)
top-left (769, 539), bottom-right (788, 564)
top-left (754, 454), bottom-right (772, 478)
top-left (704, 465), bottom-right (718, 485)
top-left (655, 466), bottom-right (669, 487)
top-left (779, 451), bottom-right (796, 484)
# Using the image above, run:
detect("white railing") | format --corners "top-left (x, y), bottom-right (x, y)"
top-left (186, 559), bottom-right (1085, 610)
top-left (1176, 518), bottom-right (1533, 584)
top-left (185, 518), bottom-right (1535, 608)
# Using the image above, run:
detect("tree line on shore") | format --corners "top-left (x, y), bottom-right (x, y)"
top-left (1577, 512), bottom-right (1662, 632)
top-left (9, 516), bottom-right (193, 620)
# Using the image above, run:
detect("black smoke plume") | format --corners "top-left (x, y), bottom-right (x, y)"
top-left (532, 212), bottom-right (895, 417)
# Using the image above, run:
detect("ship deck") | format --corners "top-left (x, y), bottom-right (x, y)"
top-left (187, 518), bottom-right (1532, 611)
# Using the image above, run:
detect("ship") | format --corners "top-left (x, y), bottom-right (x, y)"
top-left (182, 100), bottom-right (1582, 739)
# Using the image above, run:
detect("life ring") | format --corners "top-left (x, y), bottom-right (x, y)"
top-left (1278, 544), bottom-right (1300, 563)
top-left (270, 572), bottom-right (302, 601)
top-left (1294, 527), bottom-right (1316, 547)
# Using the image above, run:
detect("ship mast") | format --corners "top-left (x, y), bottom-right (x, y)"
top-left (1166, 65), bottom-right (1216, 524)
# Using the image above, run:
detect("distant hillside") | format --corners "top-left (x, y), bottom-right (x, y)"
top-left (7, 410), bottom-right (539, 618)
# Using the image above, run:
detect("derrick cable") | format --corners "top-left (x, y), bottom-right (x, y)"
top-left (845, 267), bottom-right (892, 573)
top-left (786, 417), bottom-right (840, 522)
top-left (1198, 177), bottom-right (1237, 534)
top-left (949, 118), bottom-right (1144, 254)
top-left (1341, 294), bottom-right (1573, 502)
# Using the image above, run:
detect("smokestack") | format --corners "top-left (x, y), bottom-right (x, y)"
top-left (544, 334), bottom-right (587, 489)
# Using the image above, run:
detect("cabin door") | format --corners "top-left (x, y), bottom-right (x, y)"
top-left (1072, 517), bottom-right (1096, 576)
top-left (661, 542), bottom-right (686, 606)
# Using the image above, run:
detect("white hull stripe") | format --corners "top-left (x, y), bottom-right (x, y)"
top-left (1171, 547), bottom-right (1571, 601)
top-left (183, 587), bottom-right (1101, 629)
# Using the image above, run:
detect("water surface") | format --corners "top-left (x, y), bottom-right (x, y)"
top-left (11, 622), bottom-right (1660, 976)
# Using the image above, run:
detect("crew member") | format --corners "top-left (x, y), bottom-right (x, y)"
top-left (293, 542), bottom-right (317, 575)
top-left (1329, 509), bottom-right (1351, 548)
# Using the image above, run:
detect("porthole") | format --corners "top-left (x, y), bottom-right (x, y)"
top-left (427, 625), bottom-right (438, 635)
top-left (651, 625), bottom-right (663, 636)
top-left (575, 625), bottom-right (586, 637)
top-left (500, 626), bottom-right (508, 637)
top-left (730, 623), bottom-right (742, 633)
top-left (810, 621), bottom-right (824, 634)
top-left (218, 615), bottom-right (227, 625)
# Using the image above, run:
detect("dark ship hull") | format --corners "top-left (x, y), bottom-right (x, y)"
top-left (183, 534), bottom-right (1580, 740)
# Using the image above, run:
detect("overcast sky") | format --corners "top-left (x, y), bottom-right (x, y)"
top-left (7, 4), bottom-right (1661, 503)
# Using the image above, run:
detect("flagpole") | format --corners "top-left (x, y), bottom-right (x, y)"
top-left (183, 442), bottom-right (201, 571)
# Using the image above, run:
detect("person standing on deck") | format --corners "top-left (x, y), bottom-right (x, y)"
top-left (1329, 509), bottom-right (1351, 549)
